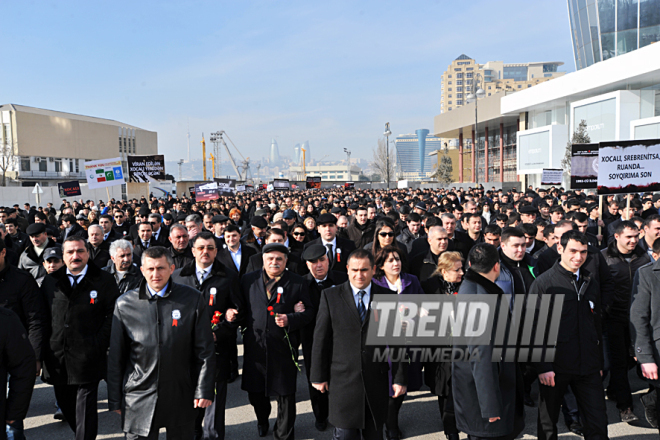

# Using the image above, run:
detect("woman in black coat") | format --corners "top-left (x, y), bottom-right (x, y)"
top-left (421, 251), bottom-right (464, 440)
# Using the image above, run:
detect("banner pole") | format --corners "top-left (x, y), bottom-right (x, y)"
top-left (598, 195), bottom-right (603, 237)
top-left (106, 187), bottom-right (110, 203)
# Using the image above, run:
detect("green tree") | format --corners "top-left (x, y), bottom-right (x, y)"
top-left (562, 119), bottom-right (591, 175)
top-left (432, 145), bottom-right (454, 185)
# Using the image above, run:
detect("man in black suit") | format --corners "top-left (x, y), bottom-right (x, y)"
top-left (127, 208), bottom-right (150, 240)
top-left (148, 213), bottom-right (169, 246)
top-left (311, 249), bottom-right (407, 440)
top-left (303, 213), bottom-right (356, 274)
top-left (300, 245), bottom-right (347, 432)
top-left (216, 224), bottom-right (257, 278)
top-left (132, 222), bottom-right (158, 267)
top-left (86, 225), bottom-right (111, 269)
top-left (99, 214), bottom-right (121, 246)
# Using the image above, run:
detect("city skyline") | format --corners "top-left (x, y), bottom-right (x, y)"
top-left (3, 1), bottom-right (574, 163)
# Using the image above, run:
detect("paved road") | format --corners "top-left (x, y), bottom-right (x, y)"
top-left (23, 341), bottom-right (660, 439)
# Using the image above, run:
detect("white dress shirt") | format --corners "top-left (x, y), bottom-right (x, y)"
top-left (349, 282), bottom-right (371, 311)
top-left (66, 265), bottom-right (89, 286)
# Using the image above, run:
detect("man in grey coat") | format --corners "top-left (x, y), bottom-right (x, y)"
top-left (452, 243), bottom-right (524, 440)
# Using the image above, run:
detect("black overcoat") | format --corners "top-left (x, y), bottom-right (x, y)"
top-left (237, 269), bottom-right (314, 396)
top-left (42, 263), bottom-right (120, 385)
top-left (107, 280), bottom-right (216, 437)
top-left (172, 259), bottom-right (240, 381)
top-left (310, 281), bottom-right (408, 430)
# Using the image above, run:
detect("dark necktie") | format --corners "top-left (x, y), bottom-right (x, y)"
top-left (357, 290), bottom-right (366, 323)
top-left (143, 241), bottom-right (149, 249)
top-left (69, 274), bottom-right (81, 289)
top-left (326, 244), bottom-right (334, 267)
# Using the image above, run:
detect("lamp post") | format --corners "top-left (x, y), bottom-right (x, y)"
top-left (209, 131), bottom-right (222, 178)
top-left (177, 159), bottom-right (184, 181)
top-left (466, 75), bottom-right (485, 186)
top-left (343, 148), bottom-right (351, 182)
top-left (384, 122), bottom-right (392, 188)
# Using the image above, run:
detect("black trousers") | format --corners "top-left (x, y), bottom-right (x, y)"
top-left (537, 372), bottom-right (608, 440)
top-left (126, 423), bottom-right (194, 440)
top-left (437, 395), bottom-right (458, 435)
top-left (303, 354), bottom-right (329, 423)
top-left (604, 320), bottom-right (633, 410)
top-left (248, 392), bottom-right (296, 440)
top-left (53, 381), bottom-right (99, 440)
top-left (385, 395), bottom-right (404, 434)
top-left (194, 380), bottom-right (228, 440)
top-left (332, 400), bottom-right (382, 440)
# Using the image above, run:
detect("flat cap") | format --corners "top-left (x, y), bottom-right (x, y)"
top-left (139, 207), bottom-right (150, 216)
top-left (163, 213), bottom-right (173, 221)
top-left (255, 208), bottom-right (268, 216)
top-left (415, 202), bottom-right (427, 211)
top-left (330, 207), bottom-right (343, 214)
top-left (26, 223), bottom-right (46, 235)
top-left (349, 203), bottom-right (359, 210)
top-left (653, 194), bottom-right (660, 203)
top-left (519, 205), bottom-right (539, 214)
top-left (212, 215), bottom-right (229, 224)
top-left (176, 213), bottom-right (188, 222)
top-left (262, 242), bottom-right (289, 255)
top-left (302, 244), bottom-right (328, 262)
top-left (282, 209), bottom-right (297, 219)
top-left (316, 213), bottom-right (337, 225)
top-left (76, 214), bottom-right (86, 220)
top-left (43, 247), bottom-right (62, 261)
top-left (250, 216), bottom-right (268, 229)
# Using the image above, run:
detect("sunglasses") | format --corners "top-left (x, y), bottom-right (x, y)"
top-left (293, 232), bottom-right (306, 237)
top-left (379, 232), bottom-right (395, 238)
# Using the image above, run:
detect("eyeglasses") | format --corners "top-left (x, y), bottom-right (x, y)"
top-left (379, 232), bottom-right (395, 238)
top-left (114, 215), bottom-right (123, 219)
top-left (293, 232), bottom-right (306, 236)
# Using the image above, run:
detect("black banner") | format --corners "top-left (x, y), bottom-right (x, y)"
top-left (214, 178), bottom-right (236, 195)
top-left (306, 176), bottom-right (321, 189)
top-left (273, 179), bottom-right (290, 190)
top-left (345, 181), bottom-right (355, 189)
top-left (127, 155), bottom-right (165, 182)
top-left (571, 143), bottom-right (598, 189)
top-left (58, 180), bottom-right (82, 198)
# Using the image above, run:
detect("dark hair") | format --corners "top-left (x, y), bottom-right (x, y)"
top-left (614, 220), bottom-right (639, 236)
top-left (560, 230), bottom-right (588, 249)
top-left (644, 214), bottom-right (660, 228)
top-left (619, 199), bottom-right (643, 211)
top-left (653, 237), bottom-right (660, 254)
top-left (265, 228), bottom-right (285, 241)
top-left (543, 223), bottom-right (556, 239)
top-left (0, 237), bottom-right (5, 252)
top-left (355, 206), bottom-right (368, 213)
top-left (495, 213), bottom-right (508, 222)
top-left (464, 213), bottom-right (482, 223)
top-left (555, 219), bottom-right (578, 231)
top-left (141, 246), bottom-right (174, 266)
top-left (371, 219), bottom-right (397, 256)
top-left (224, 224), bottom-right (240, 235)
top-left (100, 214), bottom-right (113, 222)
top-left (347, 248), bottom-right (375, 268)
top-left (483, 224), bottom-right (501, 236)
top-left (550, 205), bottom-right (564, 214)
top-left (138, 222), bottom-right (153, 231)
top-left (467, 243), bottom-right (499, 274)
top-left (386, 211), bottom-right (399, 223)
top-left (520, 223), bottom-right (538, 237)
top-left (506, 213), bottom-right (521, 225)
top-left (273, 220), bottom-right (289, 232)
top-left (35, 212), bottom-right (48, 221)
top-left (4, 218), bottom-right (17, 226)
top-left (407, 212), bottom-right (421, 223)
top-left (63, 236), bottom-right (87, 248)
top-left (191, 231), bottom-right (216, 247)
top-left (425, 216), bottom-right (440, 228)
top-left (501, 227), bottom-right (525, 243)
top-left (374, 245), bottom-right (407, 278)
top-left (572, 211), bottom-right (588, 223)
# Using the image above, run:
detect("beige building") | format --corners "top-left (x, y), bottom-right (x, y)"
top-left (0, 104), bottom-right (157, 189)
top-left (440, 55), bottom-right (565, 114)
top-left (288, 164), bottom-right (363, 182)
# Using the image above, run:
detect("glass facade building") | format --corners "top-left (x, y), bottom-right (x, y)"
top-left (395, 129), bottom-right (442, 181)
top-left (568, 0), bottom-right (660, 70)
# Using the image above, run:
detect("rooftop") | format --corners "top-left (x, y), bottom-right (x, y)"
top-left (0, 104), bottom-right (147, 130)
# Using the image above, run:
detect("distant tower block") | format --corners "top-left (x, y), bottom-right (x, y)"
top-left (302, 141), bottom-right (310, 162)
top-left (294, 143), bottom-right (301, 163)
top-left (270, 139), bottom-right (280, 165)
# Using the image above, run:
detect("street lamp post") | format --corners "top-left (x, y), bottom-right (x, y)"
top-left (384, 122), bottom-right (392, 188)
top-left (209, 131), bottom-right (222, 178)
top-left (343, 148), bottom-right (351, 182)
top-left (466, 75), bottom-right (485, 186)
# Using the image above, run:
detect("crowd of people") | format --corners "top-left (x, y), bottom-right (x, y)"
top-left (1, 184), bottom-right (660, 440)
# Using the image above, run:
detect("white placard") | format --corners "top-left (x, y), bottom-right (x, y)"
top-left (84, 157), bottom-right (125, 189)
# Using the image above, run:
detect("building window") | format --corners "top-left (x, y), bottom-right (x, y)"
top-left (457, 73), bottom-right (463, 78)
top-left (457, 80), bottom-right (463, 85)
top-left (39, 158), bottom-right (47, 172)
top-left (132, 139), bottom-right (136, 153)
top-left (54, 158), bottom-right (62, 172)
top-left (467, 73), bottom-right (473, 78)
top-left (466, 67), bottom-right (473, 71)
top-left (518, 85), bottom-right (522, 88)
top-left (75, 159), bottom-right (80, 173)
top-left (457, 100), bottom-right (463, 105)
top-left (448, 107), bottom-right (452, 110)
top-left (466, 86), bottom-right (471, 92)
top-left (448, 74), bottom-right (452, 78)
top-left (448, 81), bottom-right (452, 85)
top-left (21, 157), bottom-right (30, 172)
top-left (448, 101), bottom-right (452, 104)
top-left (448, 95), bottom-right (452, 98)
top-left (457, 86), bottom-right (463, 92)
top-left (528, 84), bottom-right (531, 88)
top-left (457, 93), bottom-right (463, 98)
top-left (448, 88), bottom-right (452, 91)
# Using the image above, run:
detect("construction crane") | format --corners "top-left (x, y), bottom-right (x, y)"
top-left (209, 153), bottom-right (216, 179)
top-left (214, 131), bottom-right (253, 183)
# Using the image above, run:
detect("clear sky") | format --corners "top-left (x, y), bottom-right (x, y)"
top-left (3, 0), bottom-right (574, 164)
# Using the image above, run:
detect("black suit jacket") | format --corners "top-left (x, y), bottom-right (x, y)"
top-left (310, 281), bottom-right (406, 429)
top-left (216, 244), bottom-right (258, 278)
top-left (303, 237), bottom-right (357, 274)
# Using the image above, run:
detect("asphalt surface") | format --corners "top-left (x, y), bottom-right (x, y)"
top-left (23, 340), bottom-right (660, 439)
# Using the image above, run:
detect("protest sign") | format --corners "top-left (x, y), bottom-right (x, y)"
top-left (571, 143), bottom-right (599, 189)
top-left (541, 168), bottom-right (563, 185)
top-left (306, 176), bottom-right (321, 189)
top-left (58, 181), bottom-right (82, 198)
top-left (273, 179), bottom-right (290, 191)
top-left (194, 182), bottom-right (219, 201)
top-left (84, 157), bottom-right (124, 189)
top-left (127, 155), bottom-right (165, 182)
top-left (214, 178), bottom-right (236, 195)
top-left (597, 139), bottom-right (660, 194)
